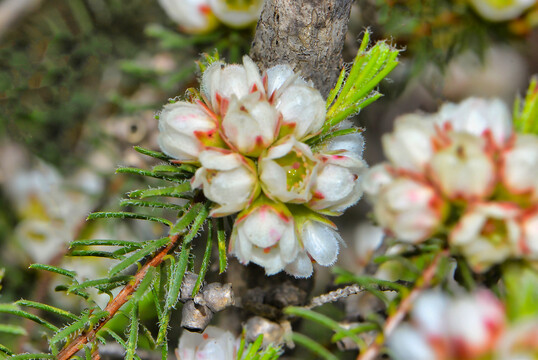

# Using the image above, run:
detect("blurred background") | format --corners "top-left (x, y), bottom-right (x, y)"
top-left (0, 0), bottom-right (537, 357)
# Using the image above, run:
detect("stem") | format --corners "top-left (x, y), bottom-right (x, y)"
top-left (357, 250), bottom-right (447, 360)
top-left (56, 232), bottom-right (184, 360)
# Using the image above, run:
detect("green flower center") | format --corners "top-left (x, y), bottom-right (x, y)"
top-left (275, 149), bottom-right (315, 192)
top-left (481, 218), bottom-right (508, 245)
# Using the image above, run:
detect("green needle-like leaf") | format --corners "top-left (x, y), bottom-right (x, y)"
top-left (68, 275), bottom-right (133, 293)
top-left (217, 218), bottom-right (228, 274)
top-left (0, 324), bottom-right (27, 336)
top-left (87, 212), bottom-right (172, 227)
top-left (126, 303), bottom-right (139, 360)
top-left (29, 264), bottom-right (76, 279)
top-left (128, 183), bottom-right (192, 199)
top-left (291, 333), bottom-right (338, 360)
top-left (15, 300), bottom-right (78, 321)
top-left (192, 221), bottom-right (212, 297)
top-left (133, 146), bottom-right (170, 161)
top-left (0, 304), bottom-right (58, 332)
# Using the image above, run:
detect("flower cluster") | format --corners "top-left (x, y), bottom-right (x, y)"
top-left (158, 56), bottom-right (367, 277)
top-left (364, 98), bottom-right (538, 272)
top-left (389, 290), bottom-right (538, 360)
top-left (158, 0), bottom-right (263, 34)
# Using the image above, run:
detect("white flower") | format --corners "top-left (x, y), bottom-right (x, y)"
top-left (361, 164), bottom-right (394, 200)
top-left (230, 198), bottom-right (298, 275)
top-left (176, 326), bottom-right (239, 360)
top-left (191, 149), bottom-right (259, 217)
top-left (308, 153), bottom-right (367, 214)
top-left (520, 209), bottom-right (538, 258)
top-left (265, 64), bottom-right (326, 139)
top-left (374, 178), bottom-right (444, 243)
top-left (300, 220), bottom-right (341, 266)
top-left (208, 0), bottom-right (263, 28)
top-left (501, 134), bottom-right (538, 200)
top-left (436, 97), bottom-right (512, 146)
top-left (158, 101), bottom-right (220, 161)
top-left (428, 132), bottom-right (496, 200)
top-left (158, 0), bottom-right (218, 34)
top-left (469, 0), bottom-right (535, 22)
top-left (259, 136), bottom-right (319, 203)
top-left (382, 113), bottom-right (436, 172)
top-left (221, 92), bottom-right (279, 156)
top-left (449, 202), bottom-right (522, 272)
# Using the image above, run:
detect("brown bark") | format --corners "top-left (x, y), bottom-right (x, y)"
top-left (250, 0), bottom-right (353, 97)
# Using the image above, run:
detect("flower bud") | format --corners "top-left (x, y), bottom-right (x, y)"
top-left (300, 219), bottom-right (341, 267)
top-left (230, 197), bottom-right (298, 275)
top-left (435, 97), bottom-right (512, 146)
top-left (382, 114), bottom-right (435, 172)
top-left (428, 132), bottom-right (496, 201)
top-left (158, 101), bottom-right (220, 161)
top-left (158, 0), bottom-right (218, 34)
top-left (259, 136), bottom-right (319, 203)
top-left (221, 92), bottom-right (279, 157)
top-left (519, 208), bottom-right (538, 258)
top-left (501, 134), bottom-right (538, 200)
top-left (208, 0), bottom-right (263, 28)
top-left (308, 153), bottom-right (367, 214)
top-left (449, 202), bottom-right (521, 272)
top-left (191, 149), bottom-right (260, 217)
top-left (374, 178), bottom-right (444, 243)
top-left (322, 122), bottom-right (365, 159)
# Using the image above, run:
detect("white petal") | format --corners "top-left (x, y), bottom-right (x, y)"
top-left (284, 251), bottom-right (313, 278)
top-left (302, 221), bottom-right (340, 266)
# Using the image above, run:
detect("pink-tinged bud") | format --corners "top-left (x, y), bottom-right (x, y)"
top-left (191, 149), bottom-right (259, 217)
top-left (323, 122), bottom-right (365, 159)
top-left (221, 92), bottom-right (279, 157)
top-left (275, 84), bottom-right (326, 140)
top-left (308, 153), bottom-right (368, 215)
top-left (208, 0), bottom-right (263, 28)
top-left (374, 178), bottom-right (444, 243)
top-left (435, 97), bottom-right (512, 146)
top-left (361, 164), bottom-right (394, 201)
top-left (449, 202), bottom-right (522, 272)
top-left (158, 0), bottom-right (219, 34)
top-left (445, 290), bottom-right (505, 358)
top-left (501, 134), bottom-right (538, 201)
top-left (158, 101), bottom-right (220, 161)
top-left (201, 56), bottom-right (264, 116)
top-left (176, 326), bottom-right (239, 360)
top-left (428, 132), bottom-right (496, 201)
top-left (520, 208), bottom-right (538, 258)
top-left (230, 197), bottom-right (298, 275)
top-left (259, 136), bottom-right (319, 203)
top-left (382, 114), bottom-right (436, 172)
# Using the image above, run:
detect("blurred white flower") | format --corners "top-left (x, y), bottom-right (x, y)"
top-left (450, 202), bottom-right (521, 272)
top-left (158, 0), bottom-right (218, 34)
top-left (361, 163), bottom-right (394, 200)
top-left (353, 222), bottom-right (384, 268)
top-left (308, 153), bottom-right (367, 214)
top-left (428, 132), bottom-right (496, 200)
top-left (436, 97), bottom-right (513, 146)
top-left (176, 326), bottom-right (239, 360)
top-left (501, 134), bottom-right (538, 200)
top-left (520, 209), bottom-right (538, 258)
top-left (158, 101), bottom-right (220, 161)
top-left (469, 0), bottom-right (535, 22)
top-left (389, 290), bottom-right (506, 360)
top-left (191, 149), bottom-right (259, 216)
top-left (208, 0), bottom-right (263, 28)
top-left (382, 113), bottom-right (435, 172)
top-left (259, 136), bottom-right (319, 203)
top-left (230, 198), bottom-right (298, 275)
top-left (374, 178), bottom-right (444, 243)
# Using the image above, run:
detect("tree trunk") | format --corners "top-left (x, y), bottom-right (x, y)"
top-left (250, 0), bottom-right (353, 97)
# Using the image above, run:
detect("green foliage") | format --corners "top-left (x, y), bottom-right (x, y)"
top-left (236, 334), bottom-right (282, 360)
top-left (513, 76), bottom-right (538, 134)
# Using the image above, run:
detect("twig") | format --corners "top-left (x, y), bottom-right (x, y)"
top-left (357, 250), bottom-right (447, 360)
top-left (56, 232), bottom-right (183, 360)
